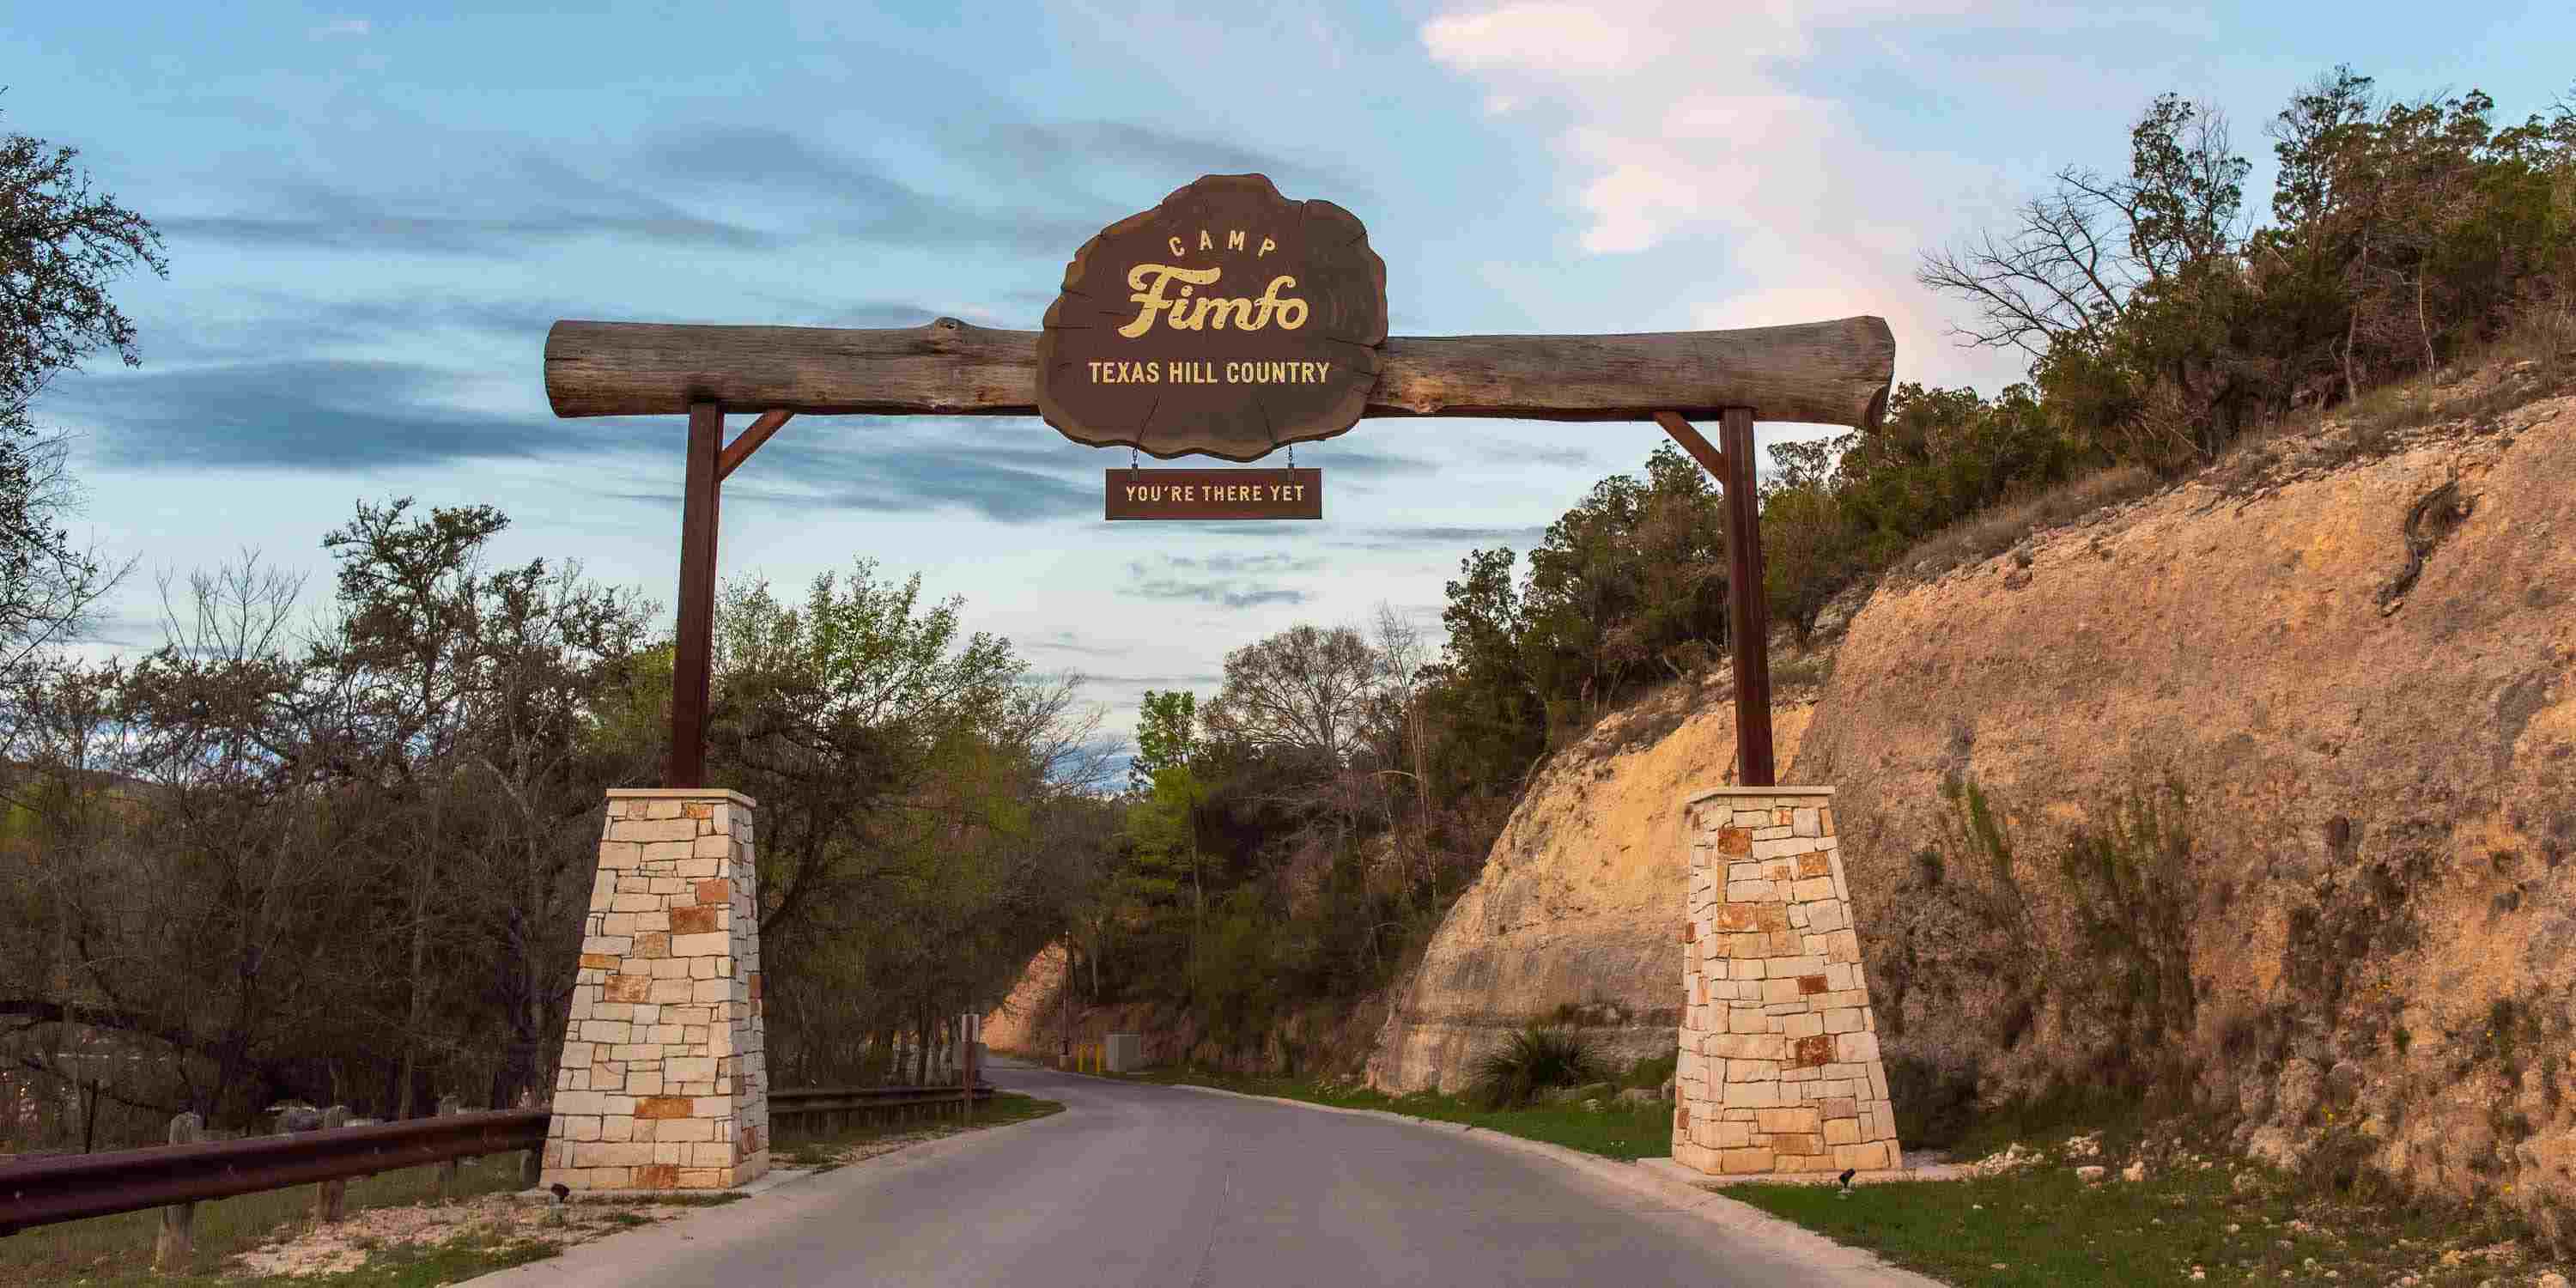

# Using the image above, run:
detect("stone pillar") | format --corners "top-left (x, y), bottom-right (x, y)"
top-left (1672, 786), bottom-right (1901, 1180)
top-left (541, 788), bottom-right (768, 1191)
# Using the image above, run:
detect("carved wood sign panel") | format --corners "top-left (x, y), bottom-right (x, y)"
top-left (1037, 173), bottom-right (1388, 463)
top-left (1103, 467), bottom-right (1321, 520)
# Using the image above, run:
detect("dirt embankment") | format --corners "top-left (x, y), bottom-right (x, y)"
top-left (1367, 359), bottom-right (2576, 1230)
top-left (981, 941), bottom-right (1390, 1078)
top-left (1364, 676), bottom-right (1818, 1093)
top-left (1802, 375), bottom-right (2576, 1229)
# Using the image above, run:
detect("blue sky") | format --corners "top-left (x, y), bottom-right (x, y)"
top-left (14, 0), bottom-right (2573, 750)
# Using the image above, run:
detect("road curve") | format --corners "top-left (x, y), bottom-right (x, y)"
top-left (476, 1062), bottom-right (1912, 1287)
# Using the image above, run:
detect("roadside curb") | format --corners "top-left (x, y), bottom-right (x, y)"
top-left (466, 1102), bottom-right (1071, 1286)
top-left (1147, 1080), bottom-right (1947, 1288)
top-left (785, 1100), bottom-right (1071, 1177)
top-left (525, 1099), bottom-right (1070, 1203)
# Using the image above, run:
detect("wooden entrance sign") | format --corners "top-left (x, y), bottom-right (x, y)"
top-left (541, 172), bottom-right (1895, 789)
top-left (1105, 467), bottom-right (1320, 520)
top-left (1038, 173), bottom-right (1387, 462)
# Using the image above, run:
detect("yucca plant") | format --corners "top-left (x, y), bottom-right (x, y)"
top-left (1468, 1025), bottom-right (1602, 1109)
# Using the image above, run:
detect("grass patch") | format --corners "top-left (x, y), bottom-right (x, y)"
top-left (1620, 1051), bottom-right (1678, 1092)
top-left (1769, 651), bottom-right (1836, 690)
top-left (587, 1191), bottom-right (745, 1207)
top-left (1104, 1066), bottom-right (1675, 1162)
top-left (0, 1151), bottom-right (533, 1288)
top-left (1728, 1116), bottom-right (2564, 1287)
top-left (770, 1091), bottom-right (1064, 1168)
top-left (231, 1233), bottom-right (560, 1287)
top-left (1902, 464), bottom-right (2160, 582)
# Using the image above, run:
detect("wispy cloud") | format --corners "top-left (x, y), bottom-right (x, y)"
top-left (1326, 522), bottom-right (1548, 553)
top-left (1420, 0), bottom-right (2025, 389)
top-left (54, 358), bottom-right (605, 471)
top-left (1139, 551), bottom-right (1325, 576)
top-left (1129, 581), bottom-right (1307, 608)
top-left (310, 17), bottom-right (370, 39)
top-left (1023, 631), bottom-right (1132, 659)
top-left (1120, 552), bottom-right (1311, 608)
top-left (155, 162), bottom-right (781, 257)
top-left (939, 118), bottom-right (1375, 211)
top-left (153, 127), bottom-right (1096, 260)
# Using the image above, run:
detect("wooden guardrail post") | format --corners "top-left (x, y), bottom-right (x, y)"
top-left (517, 1088), bottom-right (542, 1188)
top-left (152, 1112), bottom-right (203, 1269)
top-left (432, 1096), bottom-right (461, 1202)
top-left (313, 1106), bottom-right (349, 1225)
top-left (959, 1013), bottom-right (977, 1124)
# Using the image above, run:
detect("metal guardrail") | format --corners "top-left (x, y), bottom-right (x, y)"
top-left (769, 1084), bottom-right (994, 1121)
top-left (0, 1109), bottom-right (549, 1236)
top-left (0, 1084), bottom-right (1002, 1238)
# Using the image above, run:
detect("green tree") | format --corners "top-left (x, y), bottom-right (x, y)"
top-left (1, 94), bottom-right (161, 684)
top-left (316, 497), bottom-right (509, 1118)
top-left (1129, 689), bottom-right (1197, 793)
top-left (1425, 546), bottom-right (1542, 796)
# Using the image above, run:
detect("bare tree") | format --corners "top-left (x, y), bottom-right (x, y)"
top-left (1202, 624), bottom-right (1379, 769)
top-left (1366, 604), bottom-right (1435, 896)
top-left (1920, 94), bottom-right (2250, 361)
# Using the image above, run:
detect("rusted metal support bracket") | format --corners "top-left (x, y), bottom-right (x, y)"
top-left (1652, 410), bottom-right (1728, 481)
top-left (716, 409), bottom-right (793, 482)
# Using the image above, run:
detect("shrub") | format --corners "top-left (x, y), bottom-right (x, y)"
top-left (1468, 1026), bottom-right (1603, 1109)
top-left (1621, 1051), bottom-right (1679, 1091)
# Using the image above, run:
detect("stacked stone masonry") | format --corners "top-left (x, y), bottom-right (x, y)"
top-left (540, 788), bottom-right (769, 1191)
top-left (1671, 786), bottom-right (1902, 1178)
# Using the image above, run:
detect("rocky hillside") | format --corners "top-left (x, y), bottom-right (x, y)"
top-left (981, 940), bottom-right (1392, 1078)
top-left (1807, 368), bottom-right (2576, 1221)
top-left (1364, 674), bottom-right (1820, 1093)
top-left (1370, 359), bottom-right (2576, 1227)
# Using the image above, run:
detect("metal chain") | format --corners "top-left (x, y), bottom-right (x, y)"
top-left (1288, 441), bottom-right (1296, 469)
top-left (1130, 444), bottom-right (1139, 469)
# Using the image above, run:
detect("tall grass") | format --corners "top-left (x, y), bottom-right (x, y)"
top-left (1467, 1026), bottom-right (1603, 1109)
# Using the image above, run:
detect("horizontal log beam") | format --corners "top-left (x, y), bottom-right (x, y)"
top-left (544, 315), bottom-right (1894, 430)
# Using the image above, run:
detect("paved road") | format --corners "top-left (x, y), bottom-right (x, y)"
top-left (481, 1062), bottom-right (1920, 1287)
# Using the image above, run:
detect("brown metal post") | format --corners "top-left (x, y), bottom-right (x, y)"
top-left (668, 403), bottom-right (723, 788)
top-left (1719, 407), bottom-right (1777, 786)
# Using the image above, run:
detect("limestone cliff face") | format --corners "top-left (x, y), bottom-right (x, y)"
top-left (981, 941), bottom-right (1070, 1055)
top-left (1801, 382), bottom-right (2576, 1226)
top-left (982, 941), bottom-right (1390, 1078)
top-left (1368, 367), bottom-right (2576, 1228)
top-left (1364, 678), bottom-right (1818, 1093)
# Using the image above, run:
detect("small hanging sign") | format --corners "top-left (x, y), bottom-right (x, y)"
top-left (1105, 468), bottom-right (1321, 521)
